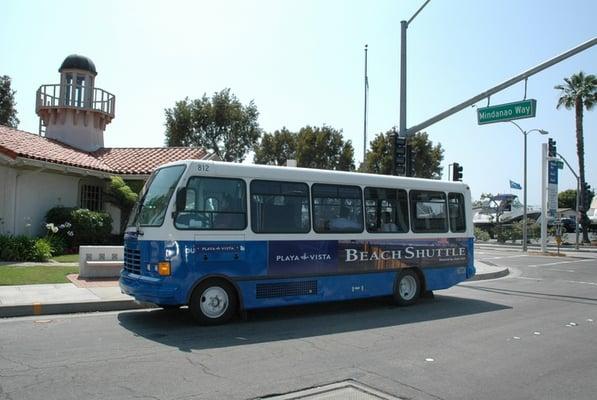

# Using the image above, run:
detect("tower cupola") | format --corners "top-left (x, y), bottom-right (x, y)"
top-left (36, 54), bottom-right (115, 151)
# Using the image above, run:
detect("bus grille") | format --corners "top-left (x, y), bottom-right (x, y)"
top-left (124, 248), bottom-right (141, 274)
top-left (256, 280), bottom-right (317, 299)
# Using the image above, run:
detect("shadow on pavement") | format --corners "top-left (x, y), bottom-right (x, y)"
top-left (462, 285), bottom-right (597, 305)
top-left (117, 295), bottom-right (510, 352)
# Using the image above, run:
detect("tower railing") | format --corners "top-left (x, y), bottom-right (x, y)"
top-left (36, 84), bottom-right (115, 118)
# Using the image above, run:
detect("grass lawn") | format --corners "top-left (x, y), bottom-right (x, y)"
top-left (51, 254), bottom-right (79, 263)
top-left (0, 265), bottom-right (79, 285)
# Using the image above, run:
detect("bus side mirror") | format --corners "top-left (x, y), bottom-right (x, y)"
top-left (175, 187), bottom-right (187, 213)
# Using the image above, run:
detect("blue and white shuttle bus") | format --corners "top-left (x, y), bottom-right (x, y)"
top-left (120, 160), bottom-right (475, 324)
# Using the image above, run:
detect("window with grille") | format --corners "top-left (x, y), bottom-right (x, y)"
top-left (80, 184), bottom-right (103, 211)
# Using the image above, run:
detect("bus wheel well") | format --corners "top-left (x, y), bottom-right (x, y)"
top-left (188, 276), bottom-right (241, 311)
top-left (411, 268), bottom-right (426, 293)
top-left (393, 267), bottom-right (426, 305)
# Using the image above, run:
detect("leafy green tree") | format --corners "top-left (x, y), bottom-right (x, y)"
top-left (164, 89), bottom-right (261, 162)
top-left (0, 75), bottom-right (19, 128)
top-left (358, 130), bottom-right (394, 175)
top-left (253, 125), bottom-right (355, 171)
top-left (408, 132), bottom-right (444, 179)
top-left (253, 128), bottom-right (296, 166)
top-left (360, 130), bottom-right (444, 179)
top-left (295, 126), bottom-right (354, 171)
top-left (104, 176), bottom-right (138, 234)
top-left (473, 192), bottom-right (494, 208)
top-left (558, 189), bottom-right (577, 209)
top-left (555, 71), bottom-right (597, 242)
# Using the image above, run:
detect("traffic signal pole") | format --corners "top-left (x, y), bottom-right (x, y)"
top-left (404, 38), bottom-right (596, 137)
top-left (541, 143), bottom-right (548, 253)
top-left (556, 152), bottom-right (581, 250)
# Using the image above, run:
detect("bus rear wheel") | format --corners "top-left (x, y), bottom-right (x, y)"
top-left (190, 280), bottom-right (237, 325)
top-left (393, 269), bottom-right (421, 306)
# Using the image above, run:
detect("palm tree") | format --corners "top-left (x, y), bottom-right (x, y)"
top-left (555, 71), bottom-right (597, 243)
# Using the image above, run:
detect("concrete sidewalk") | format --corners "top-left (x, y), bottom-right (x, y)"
top-left (475, 242), bottom-right (597, 258)
top-left (0, 261), bottom-right (508, 319)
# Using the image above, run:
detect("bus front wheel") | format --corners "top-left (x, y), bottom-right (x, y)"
top-left (190, 280), bottom-right (237, 325)
top-left (393, 269), bottom-right (421, 306)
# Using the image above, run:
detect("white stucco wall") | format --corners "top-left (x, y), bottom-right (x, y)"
top-left (13, 169), bottom-right (81, 236)
top-left (1, 160), bottom-right (144, 238)
top-left (45, 113), bottom-right (105, 152)
top-left (104, 203), bottom-right (121, 235)
top-left (0, 165), bottom-right (17, 235)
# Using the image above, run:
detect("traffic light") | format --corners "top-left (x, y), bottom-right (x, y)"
top-left (452, 162), bottom-right (463, 182)
top-left (406, 144), bottom-right (415, 177)
top-left (395, 136), bottom-right (407, 176)
top-left (548, 138), bottom-right (557, 157)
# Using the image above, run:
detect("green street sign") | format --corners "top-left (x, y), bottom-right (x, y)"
top-left (477, 99), bottom-right (537, 125)
top-left (556, 160), bottom-right (564, 169)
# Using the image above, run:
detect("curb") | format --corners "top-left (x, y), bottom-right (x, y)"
top-left (2, 266), bottom-right (511, 318)
top-left (468, 267), bottom-right (510, 281)
top-left (475, 243), bottom-right (597, 254)
top-left (0, 299), bottom-right (154, 318)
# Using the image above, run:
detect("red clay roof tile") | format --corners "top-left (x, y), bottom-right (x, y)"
top-left (0, 125), bottom-right (210, 175)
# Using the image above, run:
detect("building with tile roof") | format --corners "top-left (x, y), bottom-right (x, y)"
top-left (0, 56), bottom-right (215, 236)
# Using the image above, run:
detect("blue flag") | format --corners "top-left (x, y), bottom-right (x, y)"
top-left (510, 180), bottom-right (522, 190)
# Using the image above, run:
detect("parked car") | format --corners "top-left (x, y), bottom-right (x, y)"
top-left (558, 218), bottom-right (579, 233)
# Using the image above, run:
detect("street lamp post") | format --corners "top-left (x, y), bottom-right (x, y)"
top-left (510, 121), bottom-right (548, 252)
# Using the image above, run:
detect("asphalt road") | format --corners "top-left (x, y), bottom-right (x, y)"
top-left (1, 248), bottom-right (596, 400)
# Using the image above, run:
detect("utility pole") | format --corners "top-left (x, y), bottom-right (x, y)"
top-left (363, 44), bottom-right (369, 164)
top-left (541, 143), bottom-right (548, 253)
top-left (557, 152), bottom-right (581, 250)
top-left (399, 0), bottom-right (431, 141)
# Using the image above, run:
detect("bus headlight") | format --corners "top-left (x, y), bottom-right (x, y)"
top-left (158, 261), bottom-right (171, 276)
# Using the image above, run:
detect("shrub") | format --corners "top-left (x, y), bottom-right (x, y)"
top-left (0, 234), bottom-right (44, 261)
top-left (45, 234), bottom-right (67, 255)
top-left (495, 225), bottom-right (510, 244)
top-left (474, 227), bottom-right (491, 242)
top-left (509, 222), bottom-right (523, 243)
top-left (45, 207), bottom-right (113, 250)
top-left (32, 238), bottom-right (53, 261)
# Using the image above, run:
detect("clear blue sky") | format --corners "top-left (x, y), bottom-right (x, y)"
top-left (2, 0), bottom-right (595, 205)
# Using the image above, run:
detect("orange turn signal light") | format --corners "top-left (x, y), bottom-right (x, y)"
top-left (158, 261), bottom-right (171, 276)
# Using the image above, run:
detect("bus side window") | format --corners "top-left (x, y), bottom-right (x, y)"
top-left (312, 184), bottom-right (363, 233)
top-left (175, 177), bottom-right (247, 230)
top-left (364, 187), bottom-right (409, 233)
top-left (409, 190), bottom-right (448, 233)
top-left (448, 192), bottom-right (466, 232)
top-left (250, 180), bottom-right (310, 233)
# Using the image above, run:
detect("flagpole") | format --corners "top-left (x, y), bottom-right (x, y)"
top-left (363, 44), bottom-right (368, 164)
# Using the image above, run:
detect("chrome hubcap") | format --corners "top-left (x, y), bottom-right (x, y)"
top-left (200, 287), bottom-right (229, 318)
top-left (399, 275), bottom-right (417, 301)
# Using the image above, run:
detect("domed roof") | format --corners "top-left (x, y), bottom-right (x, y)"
top-left (59, 54), bottom-right (97, 75)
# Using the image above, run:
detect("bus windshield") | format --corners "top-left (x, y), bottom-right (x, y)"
top-left (128, 165), bottom-right (186, 227)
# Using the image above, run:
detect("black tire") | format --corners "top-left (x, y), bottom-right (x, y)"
top-left (393, 269), bottom-right (421, 306)
top-left (189, 280), bottom-right (237, 325)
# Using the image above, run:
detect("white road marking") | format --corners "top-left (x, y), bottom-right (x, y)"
top-left (566, 280), bottom-right (597, 286)
top-left (527, 259), bottom-right (592, 268)
top-left (481, 255), bottom-right (529, 260)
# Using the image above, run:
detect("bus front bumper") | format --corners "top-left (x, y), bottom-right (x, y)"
top-left (119, 271), bottom-right (181, 305)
